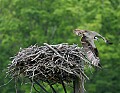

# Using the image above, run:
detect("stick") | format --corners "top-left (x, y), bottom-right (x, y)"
top-left (44, 43), bottom-right (61, 55)
top-left (60, 77), bottom-right (67, 93)
top-left (44, 43), bottom-right (72, 66)
top-left (33, 79), bottom-right (49, 93)
top-left (47, 80), bottom-right (57, 93)
top-left (33, 84), bottom-right (41, 93)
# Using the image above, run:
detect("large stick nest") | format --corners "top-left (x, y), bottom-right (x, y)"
top-left (7, 43), bottom-right (90, 85)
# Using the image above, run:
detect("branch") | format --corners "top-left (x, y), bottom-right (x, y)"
top-left (60, 77), bottom-right (67, 93)
top-left (47, 80), bottom-right (57, 93)
top-left (33, 79), bottom-right (49, 93)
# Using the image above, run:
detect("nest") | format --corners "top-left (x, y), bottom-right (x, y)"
top-left (7, 43), bottom-right (90, 85)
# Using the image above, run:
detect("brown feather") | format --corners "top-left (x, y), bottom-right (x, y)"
top-left (81, 36), bottom-right (101, 67)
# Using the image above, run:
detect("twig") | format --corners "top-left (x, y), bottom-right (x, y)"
top-left (60, 77), bottom-right (67, 93)
top-left (44, 43), bottom-right (71, 65)
top-left (47, 80), bottom-right (57, 93)
top-left (0, 78), bottom-right (13, 88)
top-left (33, 79), bottom-right (49, 93)
top-left (33, 84), bottom-right (41, 93)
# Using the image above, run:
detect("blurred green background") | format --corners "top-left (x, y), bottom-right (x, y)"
top-left (0, 0), bottom-right (119, 93)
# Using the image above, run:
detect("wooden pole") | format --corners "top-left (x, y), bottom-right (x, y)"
top-left (73, 77), bottom-right (84, 93)
top-left (74, 60), bottom-right (84, 93)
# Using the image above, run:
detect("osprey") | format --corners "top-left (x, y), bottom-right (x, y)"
top-left (73, 29), bottom-right (112, 68)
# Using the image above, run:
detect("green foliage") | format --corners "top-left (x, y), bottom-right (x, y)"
top-left (0, 0), bottom-right (119, 93)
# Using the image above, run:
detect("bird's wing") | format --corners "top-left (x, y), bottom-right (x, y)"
top-left (81, 36), bottom-right (101, 67)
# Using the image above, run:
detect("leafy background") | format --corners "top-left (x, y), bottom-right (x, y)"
top-left (0, 0), bottom-right (119, 93)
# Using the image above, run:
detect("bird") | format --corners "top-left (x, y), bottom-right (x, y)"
top-left (73, 29), bottom-right (112, 68)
